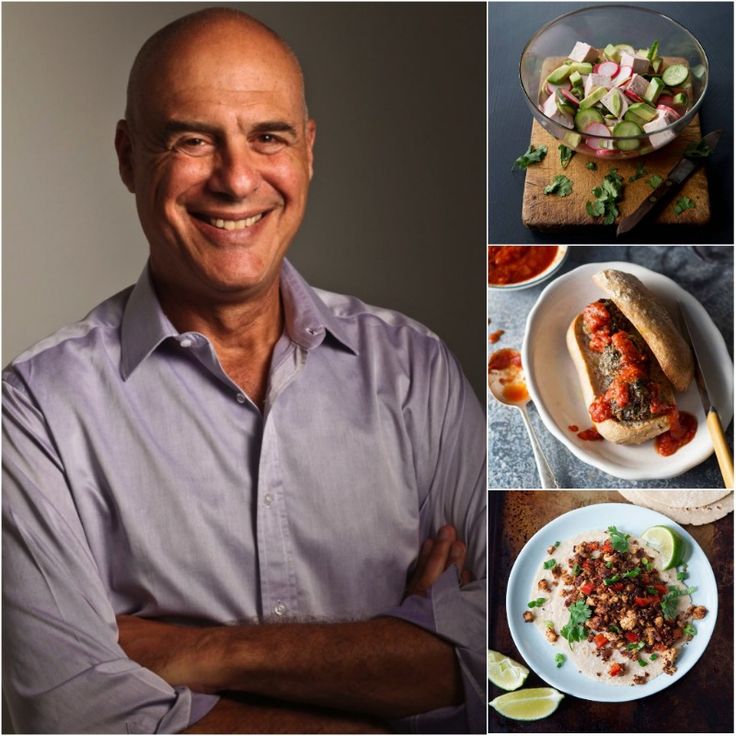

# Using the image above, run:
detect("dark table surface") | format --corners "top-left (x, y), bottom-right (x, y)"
top-left (488, 245), bottom-right (734, 489)
top-left (488, 2), bottom-right (734, 244)
top-left (489, 491), bottom-right (734, 733)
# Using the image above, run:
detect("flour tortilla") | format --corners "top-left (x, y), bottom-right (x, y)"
top-left (618, 490), bottom-right (733, 525)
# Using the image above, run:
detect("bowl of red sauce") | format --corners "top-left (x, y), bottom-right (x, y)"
top-left (488, 245), bottom-right (568, 289)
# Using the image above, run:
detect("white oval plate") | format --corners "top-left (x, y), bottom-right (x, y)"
top-left (506, 502), bottom-right (718, 702)
top-left (522, 261), bottom-right (734, 480)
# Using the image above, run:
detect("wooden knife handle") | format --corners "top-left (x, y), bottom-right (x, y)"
top-left (706, 409), bottom-right (734, 489)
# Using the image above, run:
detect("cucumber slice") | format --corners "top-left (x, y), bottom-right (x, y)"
top-left (614, 44), bottom-right (635, 57)
top-left (574, 107), bottom-right (604, 132)
top-left (626, 102), bottom-right (658, 122)
top-left (613, 120), bottom-right (643, 150)
top-left (673, 92), bottom-right (688, 106)
top-left (603, 43), bottom-right (619, 62)
top-left (546, 64), bottom-right (572, 85)
top-left (569, 70), bottom-right (583, 87)
top-left (646, 40), bottom-right (659, 61)
top-left (555, 91), bottom-right (575, 117)
top-left (579, 86), bottom-right (607, 110)
top-left (567, 62), bottom-right (593, 75)
top-left (662, 64), bottom-right (689, 86)
top-left (563, 131), bottom-right (582, 149)
top-left (644, 77), bottom-right (665, 104)
top-left (623, 110), bottom-right (647, 126)
top-left (651, 57), bottom-right (663, 74)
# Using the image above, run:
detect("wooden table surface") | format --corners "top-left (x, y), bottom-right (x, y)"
top-left (489, 491), bottom-right (733, 733)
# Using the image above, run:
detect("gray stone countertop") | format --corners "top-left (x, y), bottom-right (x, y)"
top-left (488, 245), bottom-right (734, 489)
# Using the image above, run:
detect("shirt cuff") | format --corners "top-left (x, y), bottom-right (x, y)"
top-left (377, 567), bottom-right (485, 734)
top-left (185, 691), bottom-right (220, 730)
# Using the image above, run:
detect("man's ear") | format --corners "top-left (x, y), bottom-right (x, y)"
top-left (306, 119), bottom-right (316, 180)
top-left (115, 120), bottom-right (136, 193)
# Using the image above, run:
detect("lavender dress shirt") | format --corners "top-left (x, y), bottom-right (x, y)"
top-left (3, 260), bottom-right (486, 734)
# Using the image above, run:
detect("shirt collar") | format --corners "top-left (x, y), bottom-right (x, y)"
top-left (121, 259), bottom-right (358, 380)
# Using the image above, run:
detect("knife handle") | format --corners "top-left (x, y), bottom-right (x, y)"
top-left (706, 409), bottom-right (734, 489)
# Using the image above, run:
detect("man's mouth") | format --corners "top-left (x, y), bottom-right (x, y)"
top-left (205, 213), bottom-right (265, 231)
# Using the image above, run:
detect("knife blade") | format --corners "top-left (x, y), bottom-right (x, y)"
top-left (616, 129), bottom-right (723, 237)
top-left (678, 301), bottom-right (734, 488)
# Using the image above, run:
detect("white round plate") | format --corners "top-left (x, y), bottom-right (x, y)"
top-left (506, 502), bottom-right (718, 702)
top-left (522, 261), bottom-right (734, 480)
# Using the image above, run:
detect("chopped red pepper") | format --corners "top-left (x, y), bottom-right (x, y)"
top-left (611, 582), bottom-right (624, 591)
top-left (602, 540), bottom-right (613, 554)
top-left (594, 633), bottom-right (608, 648)
top-left (608, 663), bottom-right (623, 677)
top-left (635, 595), bottom-right (660, 607)
top-left (586, 542), bottom-right (600, 552)
top-left (580, 582), bottom-right (595, 595)
top-left (652, 583), bottom-right (667, 594)
top-left (624, 632), bottom-right (639, 642)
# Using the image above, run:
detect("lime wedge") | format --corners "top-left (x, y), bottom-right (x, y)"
top-left (488, 650), bottom-right (529, 691)
top-left (640, 525), bottom-right (684, 569)
top-left (490, 687), bottom-right (564, 720)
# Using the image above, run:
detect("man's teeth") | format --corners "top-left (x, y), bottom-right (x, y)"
top-left (208, 213), bottom-right (264, 230)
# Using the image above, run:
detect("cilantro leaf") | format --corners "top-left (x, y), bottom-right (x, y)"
top-left (629, 162), bottom-right (646, 182)
top-left (528, 597), bottom-right (547, 608)
top-left (648, 174), bottom-right (663, 189)
top-left (555, 653), bottom-right (566, 668)
top-left (623, 567), bottom-right (641, 579)
top-left (559, 144), bottom-right (575, 170)
top-left (674, 196), bottom-right (696, 216)
top-left (684, 622), bottom-right (697, 638)
top-left (587, 169), bottom-right (624, 225)
top-left (560, 600), bottom-right (592, 648)
top-left (544, 558), bottom-right (556, 569)
top-left (544, 174), bottom-right (573, 197)
top-left (586, 161), bottom-right (597, 171)
top-left (607, 526), bottom-right (630, 553)
top-left (684, 139), bottom-right (711, 160)
top-left (660, 585), bottom-right (696, 620)
top-left (513, 144), bottom-right (548, 171)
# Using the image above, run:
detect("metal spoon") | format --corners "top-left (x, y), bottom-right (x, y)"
top-left (488, 371), bottom-right (559, 489)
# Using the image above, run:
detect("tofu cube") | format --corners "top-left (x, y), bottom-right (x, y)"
top-left (601, 87), bottom-right (628, 117)
top-left (584, 73), bottom-right (613, 96)
top-left (620, 53), bottom-right (650, 75)
top-left (643, 110), bottom-right (677, 148)
top-left (568, 42), bottom-right (600, 64)
top-left (542, 92), bottom-right (573, 129)
top-left (625, 74), bottom-right (650, 99)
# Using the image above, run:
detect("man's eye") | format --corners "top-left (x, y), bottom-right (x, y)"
top-left (173, 137), bottom-right (213, 155)
top-left (253, 134), bottom-right (287, 153)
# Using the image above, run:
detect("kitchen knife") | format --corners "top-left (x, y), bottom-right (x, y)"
top-left (678, 301), bottom-right (733, 488)
top-left (616, 129), bottom-right (723, 237)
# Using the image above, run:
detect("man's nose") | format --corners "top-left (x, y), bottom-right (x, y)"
top-left (208, 144), bottom-right (262, 200)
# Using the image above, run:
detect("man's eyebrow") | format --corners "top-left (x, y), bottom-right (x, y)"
top-left (162, 120), bottom-right (221, 137)
top-left (250, 121), bottom-right (298, 138)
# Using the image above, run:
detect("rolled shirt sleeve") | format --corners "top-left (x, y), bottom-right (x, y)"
top-left (2, 373), bottom-right (218, 733)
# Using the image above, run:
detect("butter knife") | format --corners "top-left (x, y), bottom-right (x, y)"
top-left (616, 129), bottom-right (723, 237)
top-left (678, 301), bottom-right (733, 488)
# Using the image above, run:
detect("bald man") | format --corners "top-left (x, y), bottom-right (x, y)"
top-left (2, 8), bottom-right (485, 734)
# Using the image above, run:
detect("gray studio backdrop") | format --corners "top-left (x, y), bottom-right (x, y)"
top-left (2, 2), bottom-right (486, 399)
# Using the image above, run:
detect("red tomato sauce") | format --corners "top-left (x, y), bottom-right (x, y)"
top-left (489, 329), bottom-right (505, 344)
top-left (488, 348), bottom-right (522, 372)
top-left (577, 427), bottom-right (604, 441)
top-left (488, 246), bottom-right (558, 285)
top-left (655, 411), bottom-right (698, 456)
top-left (568, 424), bottom-right (579, 432)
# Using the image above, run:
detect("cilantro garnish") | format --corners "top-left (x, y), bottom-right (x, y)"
top-left (528, 597), bottom-right (547, 608)
top-left (608, 624), bottom-right (621, 634)
top-left (545, 620), bottom-right (555, 629)
top-left (684, 139), bottom-right (711, 160)
top-left (637, 657), bottom-right (648, 667)
top-left (641, 557), bottom-right (653, 571)
top-left (650, 653), bottom-right (658, 661)
top-left (626, 641), bottom-right (646, 652)
top-left (544, 558), bottom-right (556, 569)
top-left (572, 563), bottom-right (582, 576)
top-left (674, 196), bottom-right (696, 216)
top-left (623, 567), bottom-right (641, 579)
top-left (513, 144), bottom-right (548, 171)
top-left (586, 161), bottom-right (597, 171)
top-left (560, 600), bottom-right (592, 648)
top-left (607, 525), bottom-right (630, 553)
top-left (684, 622), bottom-right (697, 638)
top-left (604, 574), bottom-right (620, 585)
top-left (587, 169), bottom-right (624, 225)
top-left (559, 144), bottom-right (575, 170)
top-left (677, 565), bottom-right (689, 582)
top-left (544, 174), bottom-right (573, 197)
top-left (629, 161), bottom-right (646, 182)
top-left (660, 585), bottom-right (696, 620)
top-left (555, 653), bottom-right (566, 668)
top-left (648, 174), bottom-right (663, 189)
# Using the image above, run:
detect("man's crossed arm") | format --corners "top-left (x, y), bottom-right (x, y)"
top-left (117, 525), bottom-right (472, 733)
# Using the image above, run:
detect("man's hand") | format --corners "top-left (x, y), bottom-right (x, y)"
top-left (405, 524), bottom-right (473, 598)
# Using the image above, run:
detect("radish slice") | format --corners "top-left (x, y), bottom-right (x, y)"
top-left (583, 122), bottom-right (613, 150)
top-left (592, 63), bottom-right (601, 74)
top-left (657, 104), bottom-right (681, 120)
top-left (595, 148), bottom-right (620, 157)
top-left (624, 89), bottom-right (644, 103)
top-left (658, 95), bottom-right (674, 106)
top-left (561, 88), bottom-right (580, 106)
top-left (547, 80), bottom-right (572, 95)
top-left (598, 61), bottom-right (619, 77)
top-left (612, 66), bottom-right (632, 87)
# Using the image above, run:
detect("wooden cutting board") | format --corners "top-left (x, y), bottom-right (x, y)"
top-left (522, 57), bottom-right (710, 230)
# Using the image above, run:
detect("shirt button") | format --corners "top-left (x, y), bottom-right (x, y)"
top-left (235, 393), bottom-right (246, 404)
top-left (273, 601), bottom-right (287, 616)
top-left (264, 493), bottom-right (273, 506)
top-left (179, 338), bottom-right (193, 348)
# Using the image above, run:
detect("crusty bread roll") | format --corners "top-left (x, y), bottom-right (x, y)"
top-left (567, 269), bottom-right (693, 445)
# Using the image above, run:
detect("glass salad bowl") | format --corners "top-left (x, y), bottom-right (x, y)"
top-left (519, 5), bottom-right (709, 159)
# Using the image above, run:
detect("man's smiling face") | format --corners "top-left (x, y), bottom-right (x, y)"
top-left (117, 18), bottom-right (315, 303)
